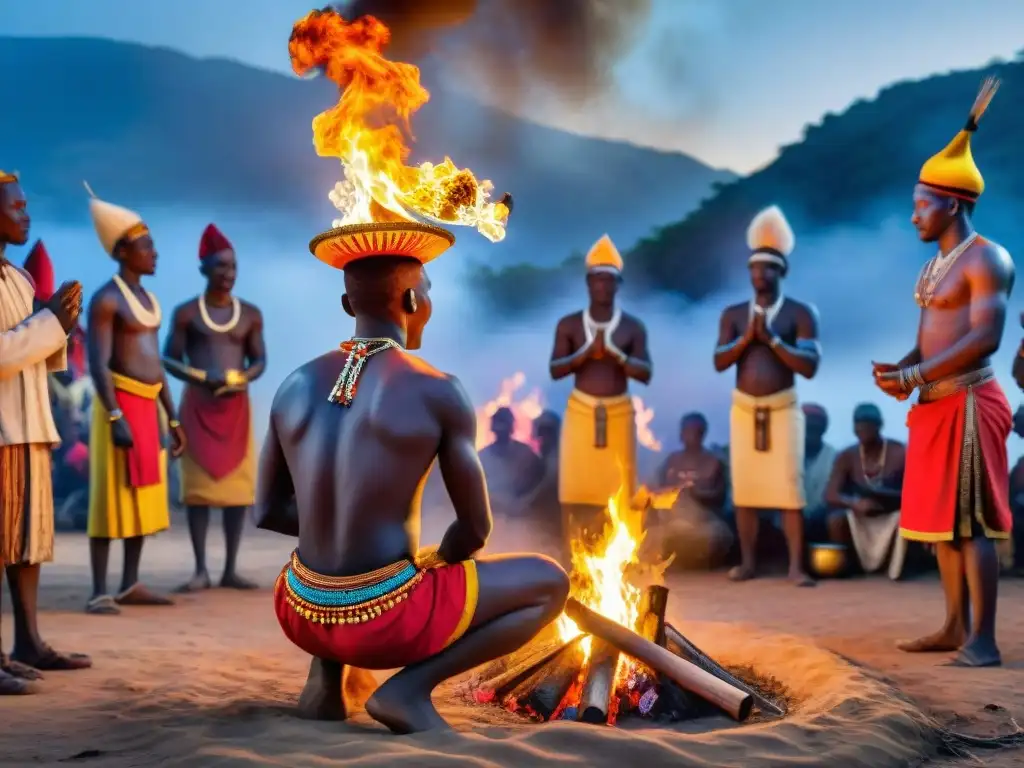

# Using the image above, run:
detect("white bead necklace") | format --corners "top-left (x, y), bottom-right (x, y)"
top-left (113, 274), bottom-right (161, 329)
top-left (199, 293), bottom-right (241, 333)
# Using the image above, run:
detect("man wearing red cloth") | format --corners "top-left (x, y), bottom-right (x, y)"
top-left (164, 224), bottom-right (266, 591)
top-left (874, 78), bottom-right (1012, 667)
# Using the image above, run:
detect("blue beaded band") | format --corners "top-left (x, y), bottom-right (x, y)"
top-left (286, 562), bottom-right (418, 607)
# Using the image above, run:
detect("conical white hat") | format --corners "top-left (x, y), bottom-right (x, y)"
top-left (746, 205), bottom-right (794, 257)
top-left (84, 182), bottom-right (146, 254)
top-left (585, 234), bottom-right (624, 274)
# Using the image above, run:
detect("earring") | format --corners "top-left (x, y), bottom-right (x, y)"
top-left (408, 290), bottom-right (418, 314)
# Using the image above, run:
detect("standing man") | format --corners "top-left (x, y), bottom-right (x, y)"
top-left (549, 235), bottom-right (652, 546)
top-left (163, 224), bottom-right (266, 592)
top-left (84, 184), bottom-right (186, 616)
top-left (713, 205), bottom-right (820, 586)
top-left (0, 170), bottom-right (91, 695)
top-left (874, 78), bottom-right (1013, 667)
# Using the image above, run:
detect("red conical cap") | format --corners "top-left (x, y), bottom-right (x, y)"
top-left (23, 240), bottom-right (55, 300)
top-left (199, 223), bottom-right (232, 260)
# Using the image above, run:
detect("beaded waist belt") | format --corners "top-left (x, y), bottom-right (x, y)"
top-left (279, 550), bottom-right (424, 625)
top-left (918, 367), bottom-right (994, 403)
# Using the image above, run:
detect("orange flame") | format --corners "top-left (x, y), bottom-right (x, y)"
top-left (289, 9), bottom-right (509, 240)
top-left (475, 373), bottom-right (544, 450)
top-left (632, 396), bottom-right (662, 452)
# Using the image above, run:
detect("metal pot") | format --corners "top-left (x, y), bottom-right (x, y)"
top-left (809, 543), bottom-right (848, 578)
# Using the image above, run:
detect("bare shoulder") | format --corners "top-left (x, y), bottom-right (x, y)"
top-left (835, 444), bottom-right (857, 463)
top-left (556, 310), bottom-right (584, 331)
top-left (886, 439), bottom-right (907, 454)
top-left (170, 297), bottom-right (199, 322)
top-left (970, 237), bottom-right (1014, 288)
top-left (721, 301), bottom-right (746, 321)
top-left (270, 352), bottom-right (332, 422)
top-left (620, 311), bottom-right (647, 334)
top-left (424, 369), bottom-right (476, 430)
top-left (784, 297), bottom-right (819, 322)
top-left (239, 298), bottom-right (263, 323)
top-left (87, 280), bottom-right (119, 313)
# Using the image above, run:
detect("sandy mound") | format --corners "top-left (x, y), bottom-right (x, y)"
top-left (1, 618), bottom-right (939, 768)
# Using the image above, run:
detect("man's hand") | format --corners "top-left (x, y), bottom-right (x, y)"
top-left (851, 497), bottom-right (883, 517)
top-left (111, 418), bottom-right (134, 448)
top-left (205, 368), bottom-right (227, 392)
top-left (590, 330), bottom-right (608, 359)
top-left (169, 423), bottom-right (187, 458)
top-left (871, 361), bottom-right (910, 401)
top-left (46, 281), bottom-right (83, 333)
top-left (750, 308), bottom-right (772, 344)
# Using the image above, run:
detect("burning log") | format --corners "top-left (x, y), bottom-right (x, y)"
top-left (635, 585), bottom-right (704, 721)
top-left (506, 637), bottom-right (584, 721)
top-left (483, 635), bottom-right (568, 697)
top-left (565, 598), bottom-right (753, 722)
top-left (665, 623), bottom-right (785, 718)
top-left (578, 640), bottom-right (620, 724)
top-left (637, 585), bottom-right (669, 646)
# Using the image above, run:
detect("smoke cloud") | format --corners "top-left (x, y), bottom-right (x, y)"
top-left (338, 0), bottom-right (654, 109)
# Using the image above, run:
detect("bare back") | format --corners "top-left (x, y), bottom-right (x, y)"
top-left (916, 238), bottom-right (1015, 373)
top-left (268, 349), bottom-right (465, 576)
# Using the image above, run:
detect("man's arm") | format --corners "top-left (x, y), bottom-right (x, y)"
top-left (0, 306), bottom-right (67, 380)
top-left (549, 316), bottom-right (588, 380)
top-left (86, 291), bottom-right (122, 414)
top-left (824, 451), bottom-right (858, 509)
top-left (162, 305), bottom-right (207, 387)
top-left (919, 246), bottom-right (1014, 383)
top-left (768, 303), bottom-right (821, 379)
top-left (619, 320), bottom-right (652, 384)
top-left (713, 309), bottom-right (746, 372)
top-left (241, 306), bottom-right (267, 383)
top-left (435, 375), bottom-right (493, 562)
top-left (254, 411), bottom-right (298, 536)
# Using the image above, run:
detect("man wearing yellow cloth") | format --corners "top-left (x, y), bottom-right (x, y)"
top-left (549, 235), bottom-right (652, 555)
top-left (83, 184), bottom-right (186, 615)
top-left (714, 206), bottom-right (821, 587)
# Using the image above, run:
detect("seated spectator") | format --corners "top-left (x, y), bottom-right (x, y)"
top-left (642, 413), bottom-right (732, 570)
top-left (824, 403), bottom-right (907, 579)
top-left (478, 407), bottom-right (545, 518)
top-left (802, 403), bottom-right (837, 542)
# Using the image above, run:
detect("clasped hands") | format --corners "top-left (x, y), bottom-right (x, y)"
top-left (745, 306), bottom-right (778, 346)
top-left (585, 329), bottom-right (627, 365)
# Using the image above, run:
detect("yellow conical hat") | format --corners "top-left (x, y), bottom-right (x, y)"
top-left (84, 182), bottom-right (149, 254)
top-left (746, 205), bottom-right (794, 269)
top-left (918, 77), bottom-right (999, 201)
top-left (585, 234), bottom-right (624, 274)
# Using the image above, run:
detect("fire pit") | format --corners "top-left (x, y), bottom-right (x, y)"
top-left (467, 493), bottom-right (787, 727)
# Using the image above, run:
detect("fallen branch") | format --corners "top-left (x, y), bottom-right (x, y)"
top-left (565, 598), bottom-right (752, 721)
top-left (665, 623), bottom-right (785, 718)
top-left (578, 640), bottom-right (619, 724)
top-left (486, 637), bottom-right (570, 697)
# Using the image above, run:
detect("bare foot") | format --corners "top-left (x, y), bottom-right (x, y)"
top-left (1, 654), bottom-right (43, 680)
top-left (219, 572), bottom-right (260, 590)
top-left (11, 644), bottom-right (92, 671)
top-left (365, 676), bottom-right (450, 734)
top-left (296, 657), bottom-right (346, 721)
top-left (116, 583), bottom-right (174, 606)
top-left (174, 572), bottom-right (213, 593)
top-left (945, 637), bottom-right (1001, 668)
top-left (0, 669), bottom-right (33, 695)
top-left (728, 565), bottom-right (756, 582)
top-left (897, 626), bottom-right (964, 653)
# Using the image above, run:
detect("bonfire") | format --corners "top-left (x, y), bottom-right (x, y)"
top-left (466, 487), bottom-right (786, 726)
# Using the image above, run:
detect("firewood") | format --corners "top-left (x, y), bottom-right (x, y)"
top-left (565, 598), bottom-right (752, 722)
top-left (470, 625), bottom-right (559, 688)
top-left (486, 636), bottom-right (570, 696)
top-left (578, 640), bottom-right (619, 724)
top-left (637, 585), bottom-right (669, 646)
top-left (635, 585), bottom-right (703, 721)
top-left (664, 623), bottom-right (785, 717)
top-left (516, 637), bottom-right (585, 721)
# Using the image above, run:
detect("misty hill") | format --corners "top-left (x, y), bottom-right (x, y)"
top-left (0, 36), bottom-right (732, 266)
top-left (476, 57), bottom-right (1024, 309)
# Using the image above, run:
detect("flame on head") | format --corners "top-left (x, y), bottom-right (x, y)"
top-left (475, 372), bottom-right (544, 450)
top-left (289, 9), bottom-right (510, 241)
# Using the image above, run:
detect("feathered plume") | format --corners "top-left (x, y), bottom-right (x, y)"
top-left (965, 76), bottom-right (1000, 132)
top-left (746, 205), bottom-right (795, 257)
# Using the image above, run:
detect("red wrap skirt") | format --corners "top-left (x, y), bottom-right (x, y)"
top-left (274, 551), bottom-right (478, 670)
top-left (901, 378), bottom-right (1012, 542)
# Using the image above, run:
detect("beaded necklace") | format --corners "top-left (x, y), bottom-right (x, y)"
top-left (914, 231), bottom-right (978, 308)
top-left (749, 292), bottom-right (785, 327)
top-left (328, 337), bottom-right (401, 406)
top-left (859, 439), bottom-right (888, 489)
top-left (199, 293), bottom-right (241, 333)
top-left (113, 274), bottom-right (161, 329)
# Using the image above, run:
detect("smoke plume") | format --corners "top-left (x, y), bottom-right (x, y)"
top-left (338, 0), bottom-right (654, 109)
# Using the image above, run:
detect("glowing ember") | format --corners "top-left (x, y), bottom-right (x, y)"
top-left (289, 9), bottom-right (510, 240)
top-left (475, 372), bottom-right (544, 451)
top-left (633, 396), bottom-right (661, 452)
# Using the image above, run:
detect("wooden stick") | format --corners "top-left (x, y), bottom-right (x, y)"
top-left (637, 585), bottom-right (669, 646)
top-left (636, 585), bottom-right (702, 721)
top-left (564, 598), bottom-right (752, 722)
top-left (578, 640), bottom-right (619, 724)
top-left (664, 623), bottom-right (785, 717)
top-left (486, 637), bottom-right (568, 696)
top-left (519, 638), bottom-right (584, 721)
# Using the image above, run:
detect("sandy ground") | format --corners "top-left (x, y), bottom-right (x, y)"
top-left (1, 517), bottom-right (1023, 768)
